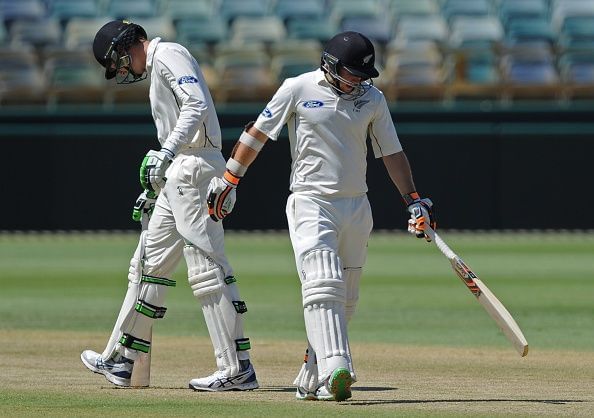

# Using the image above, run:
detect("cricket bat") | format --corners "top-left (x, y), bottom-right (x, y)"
top-left (129, 215), bottom-right (153, 387)
top-left (424, 227), bottom-right (529, 357)
top-left (130, 332), bottom-right (151, 387)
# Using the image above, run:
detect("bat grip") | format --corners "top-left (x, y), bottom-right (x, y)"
top-left (425, 226), bottom-right (456, 260)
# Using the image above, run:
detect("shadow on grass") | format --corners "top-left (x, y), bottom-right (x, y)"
top-left (348, 399), bottom-right (586, 406)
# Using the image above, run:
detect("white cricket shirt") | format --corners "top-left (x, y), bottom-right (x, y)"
top-left (254, 69), bottom-right (402, 197)
top-left (146, 38), bottom-right (221, 154)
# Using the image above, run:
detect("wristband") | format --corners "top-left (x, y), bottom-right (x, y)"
top-left (226, 158), bottom-right (248, 177)
top-left (239, 130), bottom-right (264, 152)
top-left (402, 192), bottom-right (420, 206)
top-left (223, 170), bottom-right (241, 187)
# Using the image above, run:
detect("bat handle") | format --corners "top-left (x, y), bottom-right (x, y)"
top-left (425, 226), bottom-right (457, 260)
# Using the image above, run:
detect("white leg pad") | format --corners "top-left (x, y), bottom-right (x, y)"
top-left (301, 249), bottom-right (350, 382)
top-left (185, 245), bottom-right (250, 377)
top-left (343, 267), bottom-right (362, 381)
top-left (101, 231), bottom-right (175, 360)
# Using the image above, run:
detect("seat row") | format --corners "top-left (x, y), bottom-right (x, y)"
top-left (1, 41), bottom-right (593, 106)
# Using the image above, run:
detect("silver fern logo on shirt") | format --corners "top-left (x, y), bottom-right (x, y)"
top-left (302, 100), bottom-right (324, 108)
top-left (354, 99), bottom-right (370, 111)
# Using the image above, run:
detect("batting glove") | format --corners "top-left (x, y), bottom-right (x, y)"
top-left (139, 148), bottom-right (174, 193)
top-left (403, 192), bottom-right (436, 242)
top-left (132, 190), bottom-right (157, 222)
top-left (206, 171), bottom-right (240, 221)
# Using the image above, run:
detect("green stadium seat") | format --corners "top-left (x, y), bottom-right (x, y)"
top-left (395, 15), bottom-right (449, 44)
top-left (220, 0), bottom-right (270, 22)
top-left (388, 0), bottom-right (439, 20)
top-left (448, 16), bottom-right (504, 49)
top-left (441, 0), bottom-right (492, 22)
top-left (505, 18), bottom-right (556, 47)
top-left (63, 17), bottom-right (113, 50)
top-left (132, 17), bottom-right (176, 41)
top-left (0, 47), bottom-right (46, 104)
top-left (330, 0), bottom-right (385, 22)
top-left (175, 17), bottom-right (228, 45)
top-left (9, 18), bottom-right (62, 48)
top-left (49, 0), bottom-right (99, 21)
top-left (383, 41), bottom-right (447, 101)
top-left (446, 48), bottom-right (502, 100)
top-left (341, 16), bottom-right (394, 44)
top-left (0, 0), bottom-right (46, 21)
top-left (106, 0), bottom-right (157, 19)
top-left (287, 18), bottom-right (340, 43)
top-left (499, 0), bottom-right (549, 27)
top-left (230, 16), bottom-right (286, 43)
top-left (161, 0), bottom-right (214, 21)
top-left (274, 0), bottom-right (326, 22)
top-left (44, 50), bottom-right (106, 104)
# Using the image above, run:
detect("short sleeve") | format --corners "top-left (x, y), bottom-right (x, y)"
top-left (369, 93), bottom-right (403, 158)
top-left (253, 78), bottom-right (296, 141)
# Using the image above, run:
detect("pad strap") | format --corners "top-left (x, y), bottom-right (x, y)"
top-left (141, 275), bottom-right (176, 287)
top-left (119, 333), bottom-right (151, 353)
top-left (236, 338), bottom-right (251, 351)
top-left (135, 299), bottom-right (167, 319)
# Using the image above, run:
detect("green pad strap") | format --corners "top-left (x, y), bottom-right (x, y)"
top-left (235, 338), bottom-right (251, 351)
top-left (224, 276), bottom-right (237, 284)
top-left (232, 300), bottom-right (248, 314)
top-left (135, 299), bottom-right (167, 319)
top-left (119, 333), bottom-right (151, 353)
top-left (141, 275), bottom-right (176, 287)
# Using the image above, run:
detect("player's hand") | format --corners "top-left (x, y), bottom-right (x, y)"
top-left (139, 149), bottom-right (174, 193)
top-left (206, 171), bottom-right (240, 221)
top-left (132, 190), bottom-right (157, 222)
top-left (404, 193), bottom-right (436, 242)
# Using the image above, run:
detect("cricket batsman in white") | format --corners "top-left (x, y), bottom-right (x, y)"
top-left (207, 31), bottom-right (436, 401)
top-left (80, 20), bottom-right (258, 391)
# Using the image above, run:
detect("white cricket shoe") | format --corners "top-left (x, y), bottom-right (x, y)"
top-left (189, 363), bottom-right (259, 391)
top-left (295, 367), bottom-right (353, 401)
top-left (80, 350), bottom-right (133, 387)
top-left (295, 386), bottom-right (317, 401)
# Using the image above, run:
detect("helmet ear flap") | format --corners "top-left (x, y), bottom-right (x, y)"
top-left (321, 52), bottom-right (340, 77)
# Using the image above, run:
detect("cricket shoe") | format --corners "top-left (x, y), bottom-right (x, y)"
top-left (189, 363), bottom-right (259, 391)
top-left (80, 350), bottom-right (134, 387)
top-left (295, 386), bottom-right (317, 401)
top-left (321, 367), bottom-right (353, 402)
top-left (296, 368), bottom-right (353, 401)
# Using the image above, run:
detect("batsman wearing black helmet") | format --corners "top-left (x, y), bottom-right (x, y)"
top-left (80, 20), bottom-right (258, 392)
top-left (206, 31), bottom-right (436, 401)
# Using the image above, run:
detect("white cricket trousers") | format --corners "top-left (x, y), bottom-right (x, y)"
top-left (142, 148), bottom-right (233, 278)
top-left (286, 193), bottom-right (373, 277)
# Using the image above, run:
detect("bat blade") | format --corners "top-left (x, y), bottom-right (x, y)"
top-left (450, 256), bottom-right (529, 357)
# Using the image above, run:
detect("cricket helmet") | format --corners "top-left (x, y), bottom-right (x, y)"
top-left (321, 31), bottom-right (378, 99)
top-left (93, 20), bottom-right (147, 83)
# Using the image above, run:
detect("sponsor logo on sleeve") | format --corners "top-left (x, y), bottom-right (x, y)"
top-left (178, 75), bottom-right (199, 85)
top-left (302, 100), bottom-right (324, 108)
top-left (261, 108), bottom-right (273, 118)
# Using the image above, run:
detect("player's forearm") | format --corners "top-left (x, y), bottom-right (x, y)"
top-left (382, 151), bottom-right (416, 196)
top-left (226, 126), bottom-right (268, 176)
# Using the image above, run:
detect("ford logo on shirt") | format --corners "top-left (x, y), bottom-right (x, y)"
top-left (302, 100), bottom-right (324, 108)
top-left (261, 107), bottom-right (273, 118)
top-left (178, 75), bottom-right (198, 85)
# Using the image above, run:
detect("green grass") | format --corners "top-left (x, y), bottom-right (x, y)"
top-left (1, 232), bottom-right (594, 351)
top-left (1, 231), bottom-right (593, 416)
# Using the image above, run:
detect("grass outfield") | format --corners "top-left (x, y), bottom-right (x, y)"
top-left (0, 231), bottom-right (593, 416)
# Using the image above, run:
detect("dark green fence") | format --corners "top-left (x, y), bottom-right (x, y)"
top-left (1, 101), bottom-right (592, 230)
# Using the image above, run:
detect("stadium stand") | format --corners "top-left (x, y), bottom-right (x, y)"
top-left (0, 0), bottom-right (593, 105)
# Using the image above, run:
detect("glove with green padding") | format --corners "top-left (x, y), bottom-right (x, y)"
top-left (132, 190), bottom-right (157, 222)
top-left (139, 149), bottom-right (174, 193)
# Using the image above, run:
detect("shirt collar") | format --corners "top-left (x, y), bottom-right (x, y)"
top-left (314, 68), bottom-right (329, 86)
top-left (146, 37), bottom-right (162, 71)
